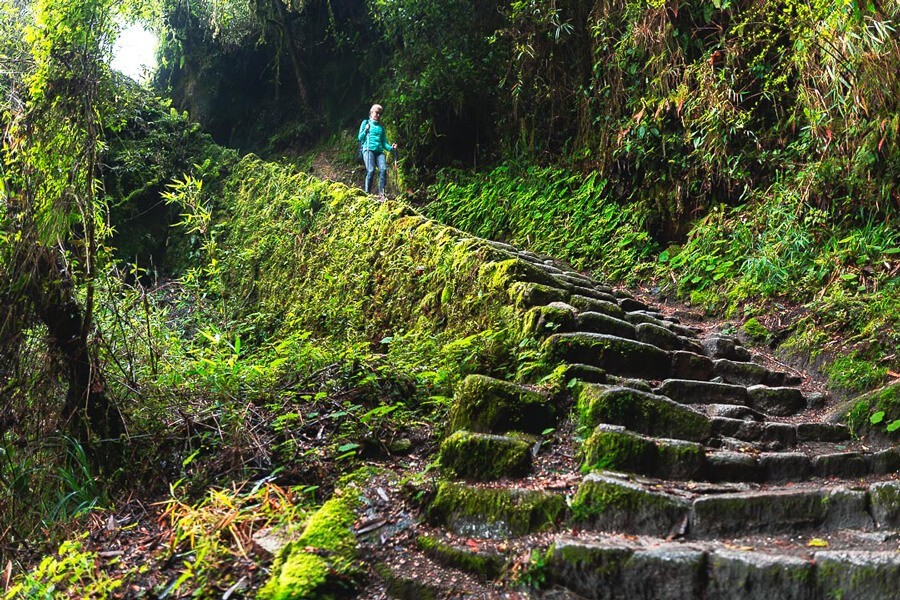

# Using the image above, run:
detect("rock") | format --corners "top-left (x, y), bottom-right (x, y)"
top-left (867, 447), bottom-right (900, 474)
top-left (509, 281), bottom-right (569, 309)
top-left (481, 257), bottom-right (563, 290)
top-left (700, 336), bottom-right (751, 361)
top-left (690, 487), bottom-right (871, 536)
top-left (622, 546), bottom-right (705, 600)
top-left (571, 473), bottom-right (690, 536)
top-left (712, 359), bottom-right (770, 386)
top-left (545, 540), bottom-right (634, 600)
top-left (635, 322), bottom-right (682, 351)
top-left (619, 297), bottom-right (649, 313)
top-left (574, 311), bottom-right (636, 339)
top-left (575, 384), bottom-right (711, 442)
top-left (707, 551), bottom-right (816, 600)
top-left (562, 363), bottom-right (607, 384)
top-left (569, 295), bottom-right (626, 319)
top-left (439, 430), bottom-right (533, 481)
top-left (815, 551), bottom-right (900, 600)
top-left (580, 425), bottom-right (657, 475)
top-left (759, 452), bottom-right (812, 482)
top-left (448, 374), bottom-right (555, 435)
top-left (416, 534), bottom-right (506, 579)
top-left (707, 404), bottom-right (763, 420)
top-left (428, 481), bottom-right (566, 539)
top-left (795, 422), bottom-right (850, 442)
top-left (521, 302), bottom-right (576, 338)
top-left (747, 385), bottom-right (806, 416)
top-left (705, 451), bottom-right (762, 482)
top-left (543, 333), bottom-right (671, 379)
top-left (570, 284), bottom-right (618, 304)
top-left (811, 452), bottom-right (868, 478)
top-left (869, 481), bottom-right (900, 529)
top-left (670, 351), bottom-right (714, 381)
top-left (656, 438), bottom-right (706, 480)
top-left (605, 376), bottom-right (653, 393)
top-left (655, 379), bottom-right (750, 407)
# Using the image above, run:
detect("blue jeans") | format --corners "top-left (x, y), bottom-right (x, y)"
top-left (364, 150), bottom-right (387, 194)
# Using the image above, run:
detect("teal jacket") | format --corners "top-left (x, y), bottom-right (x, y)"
top-left (358, 119), bottom-right (393, 153)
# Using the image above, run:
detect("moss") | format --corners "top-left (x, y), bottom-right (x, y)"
top-left (448, 374), bottom-right (555, 435)
top-left (569, 475), bottom-right (689, 535)
top-left (416, 535), bottom-right (505, 579)
top-left (575, 384), bottom-right (711, 442)
top-left (428, 481), bottom-right (566, 538)
top-left (655, 439), bottom-right (705, 479)
top-left (580, 426), bottom-right (657, 474)
top-left (741, 317), bottom-right (769, 344)
top-left (841, 382), bottom-right (900, 439)
top-left (258, 491), bottom-right (360, 600)
top-left (509, 282), bottom-right (570, 309)
top-left (480, 258), bottom-right (563, 291)
top-left (439, 430), bottom-right (532, 480)
top-left (826, 354), bottom-right (889, 394)
top-left (521, 304), bottom-right (576, 338)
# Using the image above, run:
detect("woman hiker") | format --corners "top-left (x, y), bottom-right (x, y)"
top-left (359, 103), bottom-right (397, 197)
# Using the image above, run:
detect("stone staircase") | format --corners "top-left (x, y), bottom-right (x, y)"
top-left (360, 242), bottom-right (900, 599)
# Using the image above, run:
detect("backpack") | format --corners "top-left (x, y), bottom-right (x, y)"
top-left (356, 119), bottom-right (370, 164)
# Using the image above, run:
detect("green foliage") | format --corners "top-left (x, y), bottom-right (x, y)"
top-left (826, 353), bottom-right (888, 394)
top-left (3, 538), bottom-right (127, 599)
top-left (427, 163), bottom-right (654, 281)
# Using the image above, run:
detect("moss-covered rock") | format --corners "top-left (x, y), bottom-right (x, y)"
top-left (574, 311), bottom-right (636, 340)
top-left (869, 481), bottom-right (900, 529)
top-left (480, 258), bottom-right (563, 291)
top-left (570, 473), bottom-right (690, 535)
top-left (543, 333), bottom-right (671, 380)
top-left (635, 322), bottom-right (681, 351)
top-left (439, 430), bottom-right (533, 480)
top-left (509, 281), bottom-right (570, 309)
top-left (575, 384), bottom-right (711, 443)
top-left (655, 438), bottom-right (706, 480)
top-left (843, 382), bottom-right (900, 441)
top-left (448, 374), bottom-right (555, 435)
top-left (568, 295), bottom-right (625, 319)
top-left (258, 491), bottom-right (360, 600)
top-left (815, 551), bottom-right (900, 600)
top-left (416, 535), bottom-right (505, 579)
top-left (580, 425), bottom-right (657, 474)
top-left (521, 302), bottom-right (576, 338)
top-left (428, 481), bottom-right (566, 539)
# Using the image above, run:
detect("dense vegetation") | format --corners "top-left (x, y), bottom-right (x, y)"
top-left (1, 0), bottom-right (898, 595)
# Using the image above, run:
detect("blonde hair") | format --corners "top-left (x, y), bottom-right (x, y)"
top-left (369, 104), bottom-right (383, 118)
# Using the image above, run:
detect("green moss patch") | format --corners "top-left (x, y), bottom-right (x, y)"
top-left (448, 374), bottom-right (555, 435)
top-left (428, 481), bottom-right (566, 539)
top-left (575, 384), bottom-right (711, 443)
top-left (439, 430), bottom-right (533, 480)
top-left (580, 425), bottom-right (656, 474)
top-left (416, 535), bottom-right (505, 579)
top-left (258, 491), bottom-right (360, 600)
top-left (570, 474), bottom-right (690, 535)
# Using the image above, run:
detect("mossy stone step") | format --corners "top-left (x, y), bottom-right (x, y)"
top-left (869, 481), bottom-right (900, 528)
top-left (521, 302), bottom-right (576, 338)
top-left (544, 333), bottom-right (671, 380)
top-left (671, 351), bottom-right (715, 380)
top-left (508, 281), bottom-right (569, 309)
top-left (713, 358), bottom-right (798, 387)
top-left (570, 284), bottom-right (619, 304)
top-left (438, 430), bottom-right (533, 481)
top-left (569, 295), bottom-right (625, 319)
top-left (416, 534), bottom-right (505, 580)
top-left (655, 379), bottom-right (750, 407)
top-left (815, 551), bottom-right (900, 600)
top-left (575, 384), bottom-right (711, 442)
top-left (635, 322), bottom-right (682, 351)
top-left (700, 336), bottom-right (751, 361)
top-left (545, 539), bottom-right (900, 600)
top-left (570, 473), bottom-right (690, 536)
top-left (545, 540), bottom-right (704, 600)
top-left (448, 374), bottom-right (555, 435)
top-left (580, 424), bottom-right (706, 480)
top-left (574, 311), bottom-right (636, 339)
top-left (428, 481), bottom-right (566, 539)
top-left (691, 487), bottom-right (873, 537)
top-left (748, 385), bottom-right (807, 416)
top-left (710, 417), bottom-right (797, 447)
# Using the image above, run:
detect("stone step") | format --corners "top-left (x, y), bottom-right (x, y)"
top-left (573, 311), bottom-right (636, 339)
top-left (709, 416), bottom-right (850, 446)
top-left (713, 358), bottom-right (802, 387)
top-left (427, 481), bottom-right (567, 539)
top-left (656, 379), bottom-right (807, 416)
top-left (569, 473), bottom-right (900, 539)
top-left (580, 423), bottom-right (889, 483)
top-left (544, 537), bottom-right (900, 600)
top-left (448, 374), bottom-right (555, 436)
top-left (438, 430), bottom-right (534, 481)
top-left (575, 384), bottom-right (711, 443)
top-left (701, 335), bottom-right (752, 362)
top-left (543, 333), bottom-right (671, 380)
